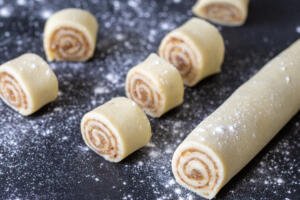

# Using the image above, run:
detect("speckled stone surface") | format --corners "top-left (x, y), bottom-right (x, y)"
top-left (0, 0), bottom-right (299, 199)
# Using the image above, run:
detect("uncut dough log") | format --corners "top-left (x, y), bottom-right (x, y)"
top-left (0, 53), bottom-right (59, 116)
top-left (172, 39), bottom-right (300, 199)
top-left (159, 18), bottom-right (224, 87)
top-left (44, 8), bottom-right (98, 61)
top-left (81, 97), bottom-right (152, 162)
top-left (126, 53), bottom-right (184, 118)
top-left (192, 0), bottom-right (250, 26)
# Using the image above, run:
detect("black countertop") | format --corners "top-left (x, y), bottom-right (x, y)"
top-left (0, 0), bottom-right (299, 199)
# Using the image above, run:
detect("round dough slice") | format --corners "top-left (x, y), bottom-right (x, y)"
top-left (192, 0), bottom-right (250, 26)
top-left (0, 53), bottom-right (59, 116)
top-left (172, 39), bottom-right (300, 199)
top-left (126, 53), bottom-right (184, 118)
top-left (81, 97), bottom-right (152, 162)
top-left (43, 8), bottom-right (98, 61)
top-left (159, 18), bottom-right (224, 87)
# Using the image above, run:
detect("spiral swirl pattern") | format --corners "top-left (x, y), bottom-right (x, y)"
top-left (160, 37), bottom-right (196, 84)
top-left (82, 119), bottom-right (119, 160)
top-left (174, 148), bottom-right (221, 197)
top-left (0, 72), bottom-right (27, 111)
top-left (50, 27), bottom-right (90, 61)
top-left (126, 72), bottom-right (161, 116)
top-left (204, 3), bottom-right (242, 24)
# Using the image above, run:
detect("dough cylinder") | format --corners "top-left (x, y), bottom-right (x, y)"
top-left (43, 8), bottom-right (98, 61)
top-left (0, 53), bottom-right (59, 116)
top-left (126, 53), bottom-right (184, 118)
top-left (192, 0), bottom-right (250, 26)
top-left (159, 18), bottom-right (224, 87)
top-left (81, 97), bottom-right (152, 162)
top-left (172, 39), bottom-right (300, 199)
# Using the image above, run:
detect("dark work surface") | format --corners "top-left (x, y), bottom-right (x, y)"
top-left (0, 0), bottom-right (299, 199)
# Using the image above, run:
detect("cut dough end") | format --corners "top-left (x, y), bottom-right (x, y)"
top-left (126, 53), bottom-right (184, 117)
top-left (81, 97), bottom-right (152, 162)
top-left (172, 142), bottom-right (225, 199)
top-left (0, 53), bottom-right (58, 115)
top-left (192, 0), bottom-right (249, 26)
top-left (43, 8), bottom-right (98, 62)
top-left (159, 18), bottom-right (224, 86)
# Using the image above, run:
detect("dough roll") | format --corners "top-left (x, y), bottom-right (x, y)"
top-left (81, 97), bottom-right (152, 162)
top-left (192, 0), bottom-right (250, 26)
top-left (43, 8), bottom-right (98, 61)
top-left (0, 53), bottom-right (59, 116)
top-left (172, 39), bottom-right (300, 199)
top-left (159, 18), bottom-right (224, 87)
top-left (126, 53), bottom-right (184, 118)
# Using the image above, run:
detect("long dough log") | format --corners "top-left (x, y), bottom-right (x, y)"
top-left (0, 53), bottom-right (58, 116)
top-left (193, 0), bottom-right (250, 26)
top-left (44, 8), bottom-right (98, 61)
top-left (81, 97), bottom-right (152, 162)
top-left (159, 18), bottom-right (224, 86)
top-left (172, 39), bottom-right (300, 199)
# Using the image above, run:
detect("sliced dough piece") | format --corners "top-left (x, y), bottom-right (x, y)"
top-left (0, 53), bottom-right (59, 115)
top-left (126, 53), bottom-right (184, 118)
top-left (43, 8), bottom-right (98, 61)
top-left (172, 39), bottom-right (300, 199)
top-left (159, 18), bottom-right (224, 87)
top-left (81, 97), bottom-right (152, 162)
top-left (192, 0), bottom-right (250, 26)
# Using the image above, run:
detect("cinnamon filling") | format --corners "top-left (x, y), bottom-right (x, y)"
top-left (50, 27), bottom-right (90, 61)
top-left (127, 73), bottom-right (161, 113)
top-left (204, 3), bottom-right (242, 23)
top-left (0, 72), bottom-right (27, 110)
top-left (190, 168), bottom-right (204, 180)
top-left (84, 119), bottom-right (118, 159)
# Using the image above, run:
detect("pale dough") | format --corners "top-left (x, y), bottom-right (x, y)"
top-left (0, 53), bottom-right (59, 116)
top-left (81, 97), bottom-right (152, 162)
top-left (193, 0), bottom-right (250, 26)
top-left (159, 18), bottom-right (224, 87)
top-left (44, 8), bottom-right (98, 61)
top-left (126, 53), bottom-right (184, 118)
top-left (172, 39), bottom-right (300, 199)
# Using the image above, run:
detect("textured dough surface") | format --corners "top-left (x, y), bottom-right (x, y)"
top-left (81, 97), bottom-right (152, 162)
top-left (43, 8), bottom-right (98, 61)
top-left (172, 40), bottom-right (300, 199)
top-left (159, 18), bottom-right (224, 86)
top-left (126, 53), bottom-right (184, 117)
top-left (193, 0), bottom-right (250, 26)
top-left (0, 53), bottom-right (59, 116)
